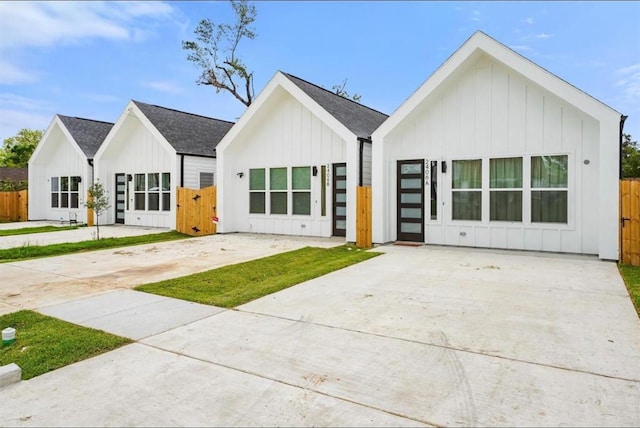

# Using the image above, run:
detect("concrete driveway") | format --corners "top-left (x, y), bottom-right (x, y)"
top-left (1, 242), bottom-right (639, 426)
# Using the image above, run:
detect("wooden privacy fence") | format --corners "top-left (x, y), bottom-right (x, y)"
top-left (176, 186), bottom-right (217, 237)
top-left (0, 190), bottom-right (28, 222)
top-left (621, 179), bottom-right (640, 266)
top-left (356, 186), bottom-right (372, 248)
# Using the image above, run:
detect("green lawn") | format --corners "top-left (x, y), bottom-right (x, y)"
top-left (0, 231), bottom-right (190, 263)
top-left (619, 264), bottom-right (640, 318)
top-left (0, 310), bottom-right (131, 380)
top-left (0, 225), bottom-right (82, 237)
top-left (137, 245), bottom-right (380, 308)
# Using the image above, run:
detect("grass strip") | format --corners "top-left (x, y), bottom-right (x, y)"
top-left (137, 245), bottom-right (380, 308)
top-left (619, 264), bottom-right (640, 318)
top-left (0, 310), bottom-right (132, 380)
top-left (0, 225), bottom-right (82, 237)
top-left (0, 231), bottom-right (189, 263)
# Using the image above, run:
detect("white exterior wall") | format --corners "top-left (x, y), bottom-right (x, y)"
top-left (28, 124), bottom-right (91, 223)
top-left (219, 89), bottom-right (348, 238)
top-left (95, 115), bottom-right (177, 228)
top-left (180, 155), bottom-right (216, 189)
top-left (375, 54), bottom-right (611, 256)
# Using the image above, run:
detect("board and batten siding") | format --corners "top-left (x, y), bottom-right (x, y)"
top-left (379, 54), bottom-right (601, 254)
top-left (220, 88), bottom-right (347, 237)
top-left (95, 116), bottom-right (177, 228)
top-left (180, 155), bottom-right (216, 189)
top-left (28, 125), bottom-right (90, 223)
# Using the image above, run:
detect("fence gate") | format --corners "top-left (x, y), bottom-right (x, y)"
top-left (620, 179), bottom-right (640, 266)
top-left (176, 186), bottom-right (217, 237)
top-left (356, 186), bottom-right (372, 248)
top-left (0, 190), bottom-right (27, 222)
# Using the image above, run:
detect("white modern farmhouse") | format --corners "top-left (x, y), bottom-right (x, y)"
top-left (371, 31), bottom-right (624, 260)
top-left (93, 100), bottom-right (233, 228)
top-left (216, 71), bottom-right (388, 240)
top-left (28, 115), bottom-right (113, 223)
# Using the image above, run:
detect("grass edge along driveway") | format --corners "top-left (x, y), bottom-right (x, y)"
top-left (0, 231), bottom-right (189, 263)
top-left (136, 245), bottom-right (381, 308)
top-left (0, 225), bottom-right (82, 237)
top-left (0, 310), bottom-right (132, 380)
top-left (619, 263), bottom-right (640, 318)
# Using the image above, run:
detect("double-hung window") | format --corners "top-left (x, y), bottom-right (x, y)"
top-left (249, 168), bottom-right (266, 214)
top-left (490, 157), bottom-right (523, 222)
top-left (161, 173), bottom-right (170, 211)
top-left (269, 167), bottom-right (287, 215)
top-left (531, 155), bottom-right (568, 223)
top-left (134, 174), bottom-right (146, 210)
top-left (292, 167), bottom-right (311, 215)
top-left (452, 159), bottom-right (482, 221)
top-left (134, 172), bottom-right (171, 211)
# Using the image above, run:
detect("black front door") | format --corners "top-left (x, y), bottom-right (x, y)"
top-left (397, 160), bottom-right (424, 242)
top-left (115, 173), bottom-right (126, 224)
top-left (332, 163), bottom-right (347, 237)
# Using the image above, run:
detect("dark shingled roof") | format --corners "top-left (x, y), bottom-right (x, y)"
top-left (58, 115), bottom-right (114, 159)
top-left (282, 72), bottom-right (388, 138)
top-left (133, 101), bottom-right (235, 157)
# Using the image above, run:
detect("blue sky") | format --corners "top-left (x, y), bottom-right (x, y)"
top-left (1, 1), bottom-right (639, 144)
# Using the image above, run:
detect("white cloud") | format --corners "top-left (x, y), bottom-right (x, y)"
top-left (510, 45), bottom-right (532, 52)
top-left (143, 80), bottom-right (184, 94)
top-left (615, 63), bottom-right (640, 102)
top-left (471, 10), bottom-right (481, 22)
top-left (0, 60), bottom-right (40, 85)
top-left (0, 94), bottom-right (54, 141)
top-left (535, 33), bottom-right (553, 39)
top-left (525, 17), bottom-right (534, 25)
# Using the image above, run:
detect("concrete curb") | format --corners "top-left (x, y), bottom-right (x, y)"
top-left (0, 363), bottom-right (21, 387)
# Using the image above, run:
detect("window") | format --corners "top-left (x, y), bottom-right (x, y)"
top-left (452, 160), bottom-right (482, 221)
top-left (148, 173), bottom-right (160, 211)
top-left (50, 176), bottom-right (80, 208)
top-left (133, 172), bottom-right (170, 212)
top-left (430, 161), bottom-right (438, 220)
top-left (490, 157), bottom-right (522, 222)
top-left (531, 155), bottom-right (568, 223)
top-left (51, 177), bottom-right (59, 208)
top-left (292, 167), bottom-right (311, 215)
top-left (199, 172), bottom-right (214, 189)
top-left (249, 168), bottom-right (265, 214)
top-left (270, 167), bottom-right (287, 215)
top-left (162, 173), bottom-right (171, 211)
top-left (134, 174), bottom-right (146, 210)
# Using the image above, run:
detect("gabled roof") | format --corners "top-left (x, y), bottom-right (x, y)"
top-left (57, 115), bottom-right (113, 159)
top-left (282, 73), bottom-right (388, 138)
top-left (133, 100), bottom-right (234, 157)
top-left (373, 31), bottom-right (621, 139)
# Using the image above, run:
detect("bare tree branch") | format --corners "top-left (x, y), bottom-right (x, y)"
top-left (182, 0), bottom-right (256, 107)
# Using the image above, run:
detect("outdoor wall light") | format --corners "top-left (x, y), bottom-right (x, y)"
top-left (312, 166), bottom-right (318, 176)
top-left (441, 161), bottom-right (447, 173)
top-left (237, 172), bottom-right (244, 178)
top-left (127, 174), bottom-right (133, 182)
top-left (77, 177), bottom-right (82, 183)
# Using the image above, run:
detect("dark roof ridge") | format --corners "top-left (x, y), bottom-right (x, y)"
top-left (57, 114), bottom-right (114, 126)
top-left (131, 100), bottom-right (235, 124)
top-left (280, 71), bottom-right (389, 120)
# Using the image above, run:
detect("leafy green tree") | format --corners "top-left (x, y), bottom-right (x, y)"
top-left (183, 0), bottom-right (257, 107)
top-left (0, 128), bottom-right (43, 168)
top-left (622, 133), bottom-right (640, 178)
top-left (85, 180), bottom-right (111, 240)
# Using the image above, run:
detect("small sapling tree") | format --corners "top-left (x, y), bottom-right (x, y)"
top-left (85, 180), bottom-right (111, 240)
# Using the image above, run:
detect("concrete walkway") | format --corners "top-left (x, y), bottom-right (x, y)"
top-left (1, 243), bottom-right (639, 426)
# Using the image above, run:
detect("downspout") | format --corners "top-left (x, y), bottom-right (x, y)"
top-left (619, 115), bottom-right (628, 180)
top-left (357, 136), bottom-right (372, 187)
top-left (88, 159), bottom-right (94, 184)
top-left (619, 114), bottom-right (628, 262)
top-left (180, 154), bottom-right (185, 187)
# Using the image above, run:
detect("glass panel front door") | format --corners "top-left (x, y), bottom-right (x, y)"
top-left (397, 160), bottom-right (424, 242)
top-left (333, 163), bottom-right (347, 237)
top-left (115, 173), bottom-right (126, 224)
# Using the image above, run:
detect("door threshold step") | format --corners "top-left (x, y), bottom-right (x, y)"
top-left (393, 241), bottom-right (424, 247)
